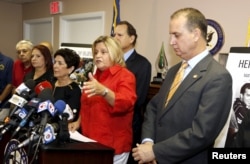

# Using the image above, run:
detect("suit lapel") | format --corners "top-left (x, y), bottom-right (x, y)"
top-left (125, 50), bottom-right (136, 66)
top-left (161, 55), bottom-right (212, 115)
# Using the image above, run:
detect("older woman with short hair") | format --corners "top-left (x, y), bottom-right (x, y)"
top-left (53, 48), bottom-right (81, 122)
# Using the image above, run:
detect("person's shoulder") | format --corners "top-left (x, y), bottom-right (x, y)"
top-left (134, 51), bottom-right (150, 63)
top-left (0, 53), bottom-right (13, 62)
top-left (211, 57), bottom-right (231, 74)
top-left (46, 68), bottom-right (54, 75)
top-left (24, 70), bottom-right (34, 77)
top-left (13, 59), bottom-right (22, 66)
top-left (122, 66), bottom-right (136, 77)
top-left (204, 57), bottom-right (233, 81)
top-left (69, 81), bottom-right (81, 91)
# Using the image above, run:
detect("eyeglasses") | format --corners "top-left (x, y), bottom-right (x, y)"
top-left (17, 49), bottom-right (28, 54)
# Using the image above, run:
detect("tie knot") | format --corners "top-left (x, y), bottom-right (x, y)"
top-left (181, 61), bottom-right (188, 69)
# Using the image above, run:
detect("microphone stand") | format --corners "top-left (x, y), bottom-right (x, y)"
top-left (29, 132), bottom-right (43, 164)
top-left (27, 129), bottom-right (38, 156)
top-left (58, 113), bottom-right (70, 144)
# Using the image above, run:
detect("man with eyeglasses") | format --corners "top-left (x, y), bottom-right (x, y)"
top-left (12, 40), bottom-right (33, 92)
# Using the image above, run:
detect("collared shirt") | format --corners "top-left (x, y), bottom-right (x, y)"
top-left (124, 48), bottom-right (134, 61)
top-left (183, 49), bottom-right (209, 79)
top-left (12, 60), bottom-right (33, 87)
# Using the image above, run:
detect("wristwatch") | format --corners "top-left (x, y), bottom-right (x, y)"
top-left (102, 88), bottom-right (108, 97)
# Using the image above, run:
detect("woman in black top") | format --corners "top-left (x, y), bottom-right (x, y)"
top-left (53, 48), bottom-right (81, 121)
top-left (23, 44), bottom-right (55, 85)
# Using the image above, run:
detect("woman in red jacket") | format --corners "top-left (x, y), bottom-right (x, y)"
top-left (69, 35), bottom-right (137, 164)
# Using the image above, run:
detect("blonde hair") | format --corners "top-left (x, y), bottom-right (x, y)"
top-left (92, 35), bottom-right (125, 67)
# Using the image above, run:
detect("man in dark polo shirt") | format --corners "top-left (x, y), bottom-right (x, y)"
top-left (0, 51), bottom-right (13, 121)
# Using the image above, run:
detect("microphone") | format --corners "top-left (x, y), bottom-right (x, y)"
top-left (1, 81), bottom-right (36, 123)
top-left (0, 108), bottom-right (25, 140)
top-left (59, 104), bottom-right (74, 121)
top-left (54, 101), bottom-right (71, 144)
top-left (11, 98), bottom-right (42, 138)
top-left (15, 79), bottom-right (36, 95)
top-left (34, 81), bottom-right (53, 95)
top-left (15, 133), bottom-right (40, 150)
top-left (58, 112), bottom-right (70, 144)
top-left (43, 123), bottom-right (58, 144)
top-left (54, 100), bottom-right (66, 115)
top-left (37, 88), bottom-right (55, 135)
top-left (1, 80), bottom-right (35, 119)
top-left (13, 123), bottom-right (59, 150)
top-left (8, 94), bottom-right (28, 109)
top-left (5, 93), bottom-right (29, 122)
top-left (4, 107), bottom-right (26, 124)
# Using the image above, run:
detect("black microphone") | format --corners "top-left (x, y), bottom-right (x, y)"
top-left (0, 123), bottom-right (4, 129)
top-left (37, 88), bottom-right (55, 135)
top-left (13, 122), bottom-right (59, 150)
top-left (3, 91), bottom-right (30, 124)
top-left (15, 131), bottom-right (40, 150)
top-left (11, 97), bottom-right (42, 138)
top-left (15, 79), bottom-right (36, 95)
top-left (1, 80), bottom-right (35, 119)
top-left (2, 80), bottom-right (36, 124)
top-left (53, 100), bottom-right (71, 144)
top-left (58, 113), bottom-right (70, 144)
top-left (0, 108), bottom-right (24, 140)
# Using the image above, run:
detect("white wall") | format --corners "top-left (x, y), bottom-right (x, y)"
top-left (22, 0), bottom-right (250, 80)
top-left (120, 0), bottom-right (250, 77)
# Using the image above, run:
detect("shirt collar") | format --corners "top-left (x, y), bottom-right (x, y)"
top-left (186, 49), bottom-right (209, 69)
top-left (124, 49), bottom-right (134, 61)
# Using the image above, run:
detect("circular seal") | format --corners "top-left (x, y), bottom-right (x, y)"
top-left (3, 139), bottom-right (28, 164)
top-left (206, 19), bottom-right (224, 55)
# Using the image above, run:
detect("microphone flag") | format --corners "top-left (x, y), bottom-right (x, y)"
top-left (43, 124), bottom-right (56, 144)
top-left (37, 100), bottom-right (57, 117)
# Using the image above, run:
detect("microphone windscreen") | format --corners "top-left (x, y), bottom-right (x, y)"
top-left (35, 81), bottom-right (53, 95)
top-left (26, 97), bottom-right (42, 108)
top-left (19, 90), bottom-right (30, 100)
top-left (15, 79), bottom-right (36, 95)
top-left (54, 100), bottom-right (66, 114)
top-left (25, 79), bottom-right (36, 90)
top-left (38, 88), bottom-right (54, 102)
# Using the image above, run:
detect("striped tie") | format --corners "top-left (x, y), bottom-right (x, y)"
top-left (165, 61), bottom-right (188, 106)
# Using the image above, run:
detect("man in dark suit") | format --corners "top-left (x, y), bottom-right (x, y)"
top-left (132, 8), bottom-right (232, 164)
top-left (113, 21), bottom-right (152, 164)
